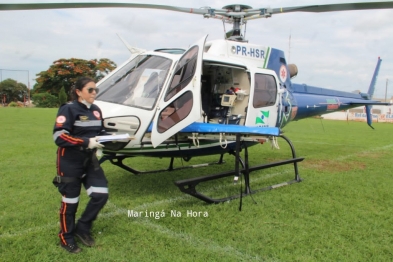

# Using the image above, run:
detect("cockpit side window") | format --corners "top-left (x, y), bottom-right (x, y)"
top-left (253, 74), bottom-right (277, 108)
top-left (165, 46), bottom-right (198, 102)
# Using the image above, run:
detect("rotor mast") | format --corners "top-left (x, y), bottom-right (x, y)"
top-left (220, 4), bottom-right (253, 42)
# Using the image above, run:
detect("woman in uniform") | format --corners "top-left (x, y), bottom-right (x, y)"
top-left (52, 76), bottom-right (109, 253)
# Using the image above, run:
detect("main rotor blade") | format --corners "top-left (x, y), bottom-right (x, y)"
top-left (2, 1), bottom-right (393, 19)
top-left (270, 1), bottom-right (393, 14)
top-left (0, 2), bottom-right (220, 16)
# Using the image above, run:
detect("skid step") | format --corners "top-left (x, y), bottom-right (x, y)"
top-left (175, 157), bottom-right (304, 204)
top-left (174, 134), bottom-right (304, 204)
top-left (175, 157), bottom-right (304, 186)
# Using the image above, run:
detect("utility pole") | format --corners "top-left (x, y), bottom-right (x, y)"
top-left (385, 79), bottom-right (389, 102)
top-left (27, 71), bottom-right (30, 105)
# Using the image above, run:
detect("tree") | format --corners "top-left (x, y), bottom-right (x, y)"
top-left (33, 58), bottom-right (117, 100)
top-left (0, 78), bottom-right (28, 103)
top-left (58, 86), bottom-right (67, 105)
top-left (32, 93), bottom-right (59, 108)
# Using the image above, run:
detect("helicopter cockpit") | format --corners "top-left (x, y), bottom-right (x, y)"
top-left (97, 54), bottom-right (172, 110)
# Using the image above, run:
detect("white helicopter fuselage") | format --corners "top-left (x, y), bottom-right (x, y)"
top-left (95, 37), bottom-right (284, 156)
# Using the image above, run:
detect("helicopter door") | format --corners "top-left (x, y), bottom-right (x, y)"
top-left (246, 70), bottom-right (279, 127)
top-left (150, 35), bottom-right (207, 147)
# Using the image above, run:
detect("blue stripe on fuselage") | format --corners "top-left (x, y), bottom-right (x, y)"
top-left (148, 122), bottom-right (280, 136)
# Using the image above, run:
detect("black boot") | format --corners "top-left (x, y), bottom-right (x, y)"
top-left (60, 242), bottom-right (82, 253)
top-left (75, 229), bottom-right (95, 247)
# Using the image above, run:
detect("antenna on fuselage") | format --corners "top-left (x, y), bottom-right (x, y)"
top-left (116, 33), bottom-right (145, 56)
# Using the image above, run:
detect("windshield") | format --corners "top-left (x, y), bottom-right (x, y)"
top-left (97, 55), bottom-right (172, 110)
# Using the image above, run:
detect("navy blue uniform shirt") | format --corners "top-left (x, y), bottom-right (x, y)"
top-left (53, 101), bottom-right (108, 149)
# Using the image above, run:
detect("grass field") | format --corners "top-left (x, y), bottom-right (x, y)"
top-left (1, 107), bottom-right (393, 261)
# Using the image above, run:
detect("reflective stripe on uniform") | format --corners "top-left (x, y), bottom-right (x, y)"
top-left (86, 186), bottom-right (109, 195)
top-left (74, 120), bottom-right (102, 127)
top-left (62, 196), bottom-right (80, 204)
top-left (53, 130), bottom-right (69, 141)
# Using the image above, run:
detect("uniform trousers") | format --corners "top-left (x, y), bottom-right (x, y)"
top-left (56, 148), bottom-right (108, 245)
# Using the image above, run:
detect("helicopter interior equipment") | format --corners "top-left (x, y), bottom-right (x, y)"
top-left (1, 1), bottom-right (392, 204)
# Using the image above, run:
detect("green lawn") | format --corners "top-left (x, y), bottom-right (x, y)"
top-left (1, 107), bottom-right (393, 261)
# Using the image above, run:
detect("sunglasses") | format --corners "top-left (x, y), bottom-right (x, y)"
top-left (87, 87), bottom-right (99, 94)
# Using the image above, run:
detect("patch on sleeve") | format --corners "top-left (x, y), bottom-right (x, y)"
top-left (93, 111), bottom-right (101, 119)
top-left (56, 115), bottom-right (66, 124)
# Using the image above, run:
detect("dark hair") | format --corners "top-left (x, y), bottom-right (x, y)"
top-left (71, 76), bottom-right (95, 100)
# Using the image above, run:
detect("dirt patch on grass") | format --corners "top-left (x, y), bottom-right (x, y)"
top-left (302, 159), bottom-right (366, 172)
top-left (356, 151), bottom-right (383, 159)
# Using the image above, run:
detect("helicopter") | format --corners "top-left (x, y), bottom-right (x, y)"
top-left (1, 1), bottom-right (392, 204)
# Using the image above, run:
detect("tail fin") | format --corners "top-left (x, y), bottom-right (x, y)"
top-left (365, 105), bottom-right (375, 129)
top-left (361, 57), bottom-right (382, 129)
top-left (367, 57), bottom-right (382, 98)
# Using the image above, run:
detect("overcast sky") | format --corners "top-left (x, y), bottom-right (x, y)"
top-left (1, 0), bottom-right (392, 99)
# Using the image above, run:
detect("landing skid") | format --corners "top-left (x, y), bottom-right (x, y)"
top-left (174, 135), bottom-right (304, 204)
top-left (99, 154), bottom-right (226, 175)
